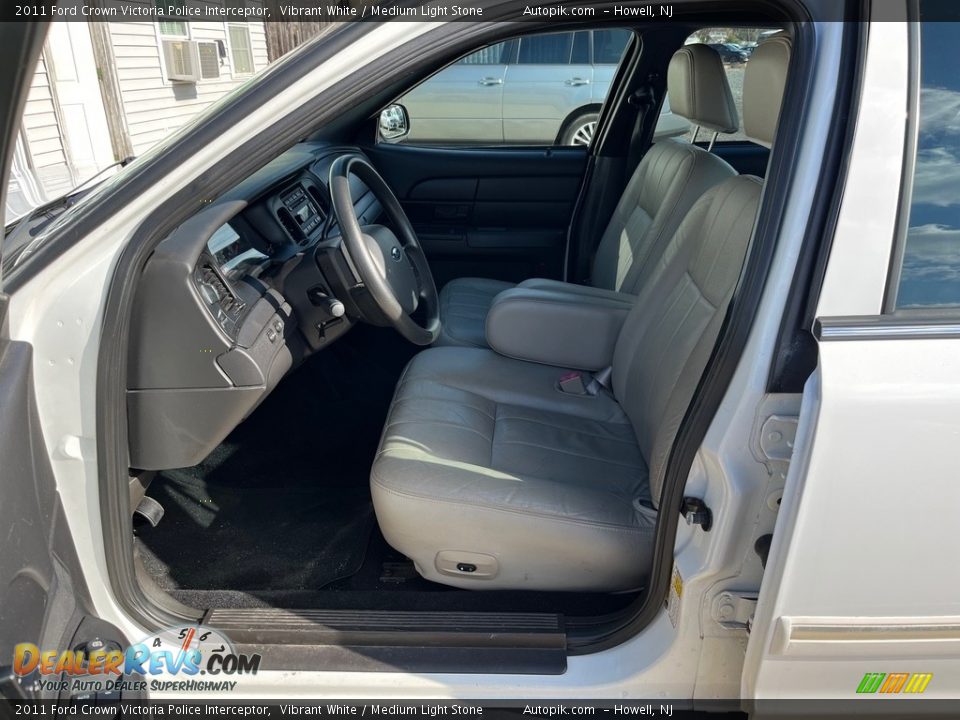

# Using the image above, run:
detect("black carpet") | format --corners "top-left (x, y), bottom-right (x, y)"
top-left (136, 477), bottom-right (374, 591)
top-left (136, 325), bottom-right (414, 594)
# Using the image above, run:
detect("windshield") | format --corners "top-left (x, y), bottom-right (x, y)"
top-left (2, 17), bottom-right (298, 259)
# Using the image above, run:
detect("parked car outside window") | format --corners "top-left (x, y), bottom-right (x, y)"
top-left (395, 29), bottom-right (690, 147)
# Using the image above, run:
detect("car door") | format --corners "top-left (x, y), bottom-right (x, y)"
top-left (744, 16), bottom-right (960, 702)
top-left (0, 21), bottom-right (133, 702)
top-left (502, 31), bottom-right (591, 144)
top-left (397, 41), bottom-right (510, 145)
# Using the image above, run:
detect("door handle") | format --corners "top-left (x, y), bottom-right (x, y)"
top-left (478, 77), bottom-right (503, 86)
top-left (565, 77), bottom-right (590, 86)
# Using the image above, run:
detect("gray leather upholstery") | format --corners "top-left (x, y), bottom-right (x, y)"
top-left (485, 283), bottom-right (634, 371)
top-left (612, 176), bottom-right (763, 504)
top-left (374, 176), bottom-right (765, 591)
top-left (436, 44), bottom-right (738, 348)
top-left (588, 139), bottom-right (735, 293)
top-left (372, 347), bottom-right (657, 591)
top-left (742, 35), bottom-right (792, 148)
top-left (666, 44), bottom-right (739, 133)
top-left (437, 277), bottom-right (514, 347)
top-left (371, 36), bottom-right (789, 592)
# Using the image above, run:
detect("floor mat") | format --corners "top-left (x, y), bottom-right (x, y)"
top-left (136, 475), bottom-right (374, 591)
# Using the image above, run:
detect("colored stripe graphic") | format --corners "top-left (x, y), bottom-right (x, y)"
top-left (857, 673), bottom-right (886, 694)
top-left (879, 673), bottom-right (909, 693)
top-left (857, 672), bottom-right (932, 694)
top-left (903, 673), bottom-right (933, 694)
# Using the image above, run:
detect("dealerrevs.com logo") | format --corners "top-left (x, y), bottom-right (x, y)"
top-left (13, 625), bottom-right (261, 695)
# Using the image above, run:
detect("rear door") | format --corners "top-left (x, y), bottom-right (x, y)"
top-left (502, 31), bottom-right (590, 144)
top-left (0, 20), bottom-right (131, 702)
top-left (398, 41), bottom-right (510, 145)
top-left (590, 29), bottom-right (630, 104)
top-left (745, 15), bottom-right (960, 702)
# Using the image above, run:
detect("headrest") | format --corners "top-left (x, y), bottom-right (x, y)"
top-left (667, 44), bottom-right (739, 134)
top-left (742, 35), bottom-right (792, 148)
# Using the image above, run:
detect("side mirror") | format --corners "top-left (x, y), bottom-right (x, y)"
top-left (378, 104), bottom-right (410, 142)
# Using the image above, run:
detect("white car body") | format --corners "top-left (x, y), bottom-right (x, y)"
top-left (1, 4), bottom-right (957, 710)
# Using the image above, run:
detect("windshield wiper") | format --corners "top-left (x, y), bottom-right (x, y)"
top-left (2, 156), bottom-right (135, 273)
top-left (4, 156), bottom-right (135, 237)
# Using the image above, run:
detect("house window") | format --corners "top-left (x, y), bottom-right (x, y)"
top-left (224, 0), bottom-right (255, 75)
top-left (229, 24), bottom-right (255, 75)
top-left (157, 0), bottom-right (188, 37)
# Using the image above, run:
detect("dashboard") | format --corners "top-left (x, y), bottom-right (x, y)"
top-left (127, 143), bottom-right (384, 470)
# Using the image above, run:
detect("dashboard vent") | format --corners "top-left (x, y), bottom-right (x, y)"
top-left (276, 207), bottom-right (304, 243)
top-left (198, 263), bottom-right (241, 313)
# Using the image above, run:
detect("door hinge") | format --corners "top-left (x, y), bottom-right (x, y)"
top-left (712, 591), bottom-right (758, 631)
top-left (680, 496), bottom-right (712, 531)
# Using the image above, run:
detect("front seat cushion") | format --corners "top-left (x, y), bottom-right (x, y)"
top-left (437, 278), bottom-right (515, 347)
top-left (371, 346), bottom-right (656, 591)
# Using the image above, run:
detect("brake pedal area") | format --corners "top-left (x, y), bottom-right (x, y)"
top-left (134, 495), bottom-right (165, 527)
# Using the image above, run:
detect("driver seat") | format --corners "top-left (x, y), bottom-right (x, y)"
top-left (371, 36), bottom-right (791, 591)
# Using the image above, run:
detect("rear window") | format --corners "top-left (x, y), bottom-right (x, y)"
top-left (593, 29), bottom-right (631, 64)
top-left (517, 33), bottom-right (574, 64)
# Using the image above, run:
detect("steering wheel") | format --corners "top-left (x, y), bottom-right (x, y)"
top-left (328, 154), bottom-right (440, 345)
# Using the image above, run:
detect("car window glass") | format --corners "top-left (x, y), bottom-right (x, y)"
top-left (458, 42), bottom-right (508, 65)
top-left (517, 33), bottom-right (573, 64)
top-left (389, 29), bottom-right (633, 148)
top-left (894, 20), bottom-right (960, 309)
top-left (571, 31), bottom-right (591, 64)
top-left (593, 29), bottom-right (631, 64)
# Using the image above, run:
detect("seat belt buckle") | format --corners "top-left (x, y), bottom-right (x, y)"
top-left (558, 368), bottom-right (612, 396)
top-left (558, 371), bottom-right (589, 395)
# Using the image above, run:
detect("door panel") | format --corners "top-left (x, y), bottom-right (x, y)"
top-left (365, 143), bottom-right (587, 288)
top-left (0, 296), bottom-right (137, 701)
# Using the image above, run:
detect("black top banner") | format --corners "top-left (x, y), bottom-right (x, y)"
top-left (4, 0), bottom-right (960, 24)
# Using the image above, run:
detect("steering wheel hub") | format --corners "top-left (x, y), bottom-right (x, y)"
top-left (328, 154), bottom-right (441, 345)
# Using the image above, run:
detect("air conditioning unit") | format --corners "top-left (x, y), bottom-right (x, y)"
top-left (196, 41), bottom-right (221, 80)
top-left (162, 39), bottom-right (199, 83)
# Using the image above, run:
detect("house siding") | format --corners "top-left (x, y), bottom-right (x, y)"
top-left (108, 4), bottom-right (269, 155)
top-left (22, 54), bottom-right (74, 197)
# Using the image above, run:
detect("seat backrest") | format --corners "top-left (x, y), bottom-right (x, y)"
top-left (590, 44), bottom-right (739, 295)
top-left (611, 34), bottom-right (792, 506)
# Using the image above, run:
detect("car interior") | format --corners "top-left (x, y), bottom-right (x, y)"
top-left (124, 19), bottom-right (793, 647)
